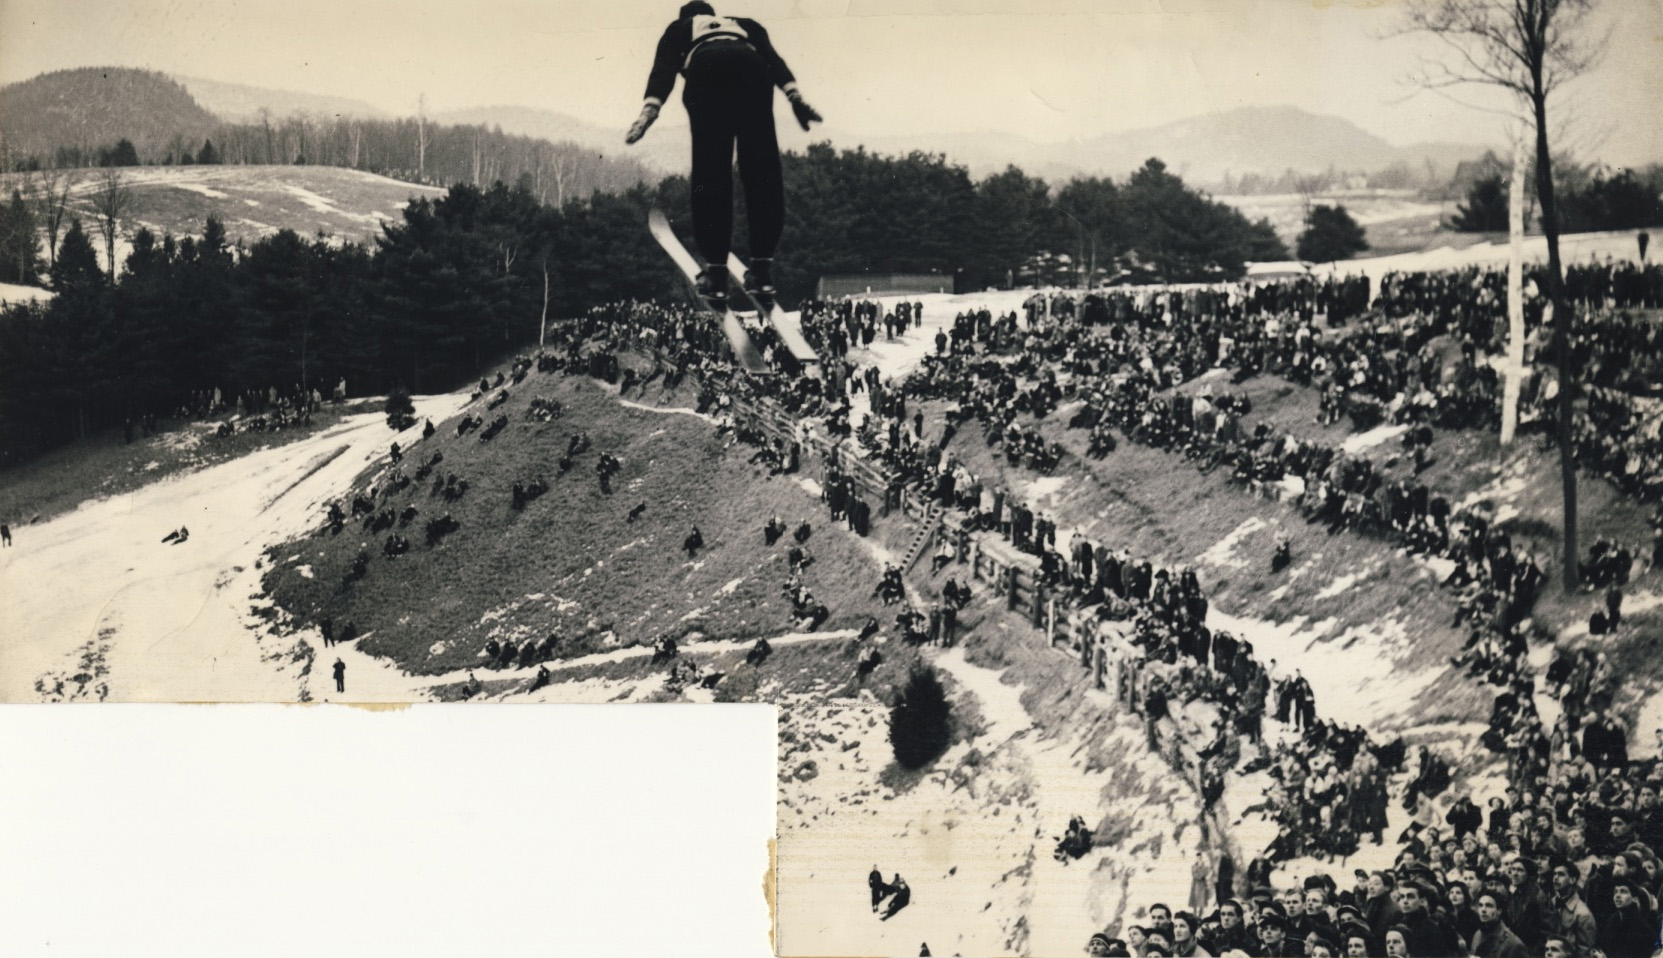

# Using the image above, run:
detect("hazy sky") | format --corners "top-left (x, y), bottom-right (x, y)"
top-left (2, 0), bottom-right (1659, 162)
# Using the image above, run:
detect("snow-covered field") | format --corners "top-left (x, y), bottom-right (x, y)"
top-left (0, 394), bottom-right (471, 703)
top-left (776, 646), bottom-right (1204, 957)
top-left (0, 166), bottom-right (449, 280)
top-left (1310, 227), bottom-right (1651, 287)
top-left (0, 281), bottom-right (54, 306)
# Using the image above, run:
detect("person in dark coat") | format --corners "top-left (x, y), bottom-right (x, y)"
top-left (868, 865), bottom-right (888, 912)
top-left (1503, 856), bottom-right (1547, 951)
top-left (1255, 912), bottom-right (1306, 957)
top-left (1144, 680), bottom-right (1170, 752)
top-left (1445, 794), bottom-right (1482, 840)
top-left (332, 658), bottom-right (346, 693)
top-left (880, 874), bottom-right (910, 920)
top-left (1596, 878), bottom-right (1658, 958)
top-left (1583, 710), bottom-right (1629, 769)
top-left (1469, 889), bottom-right (1527, 958)
top-left (1210, 899), bottom-right (1255, 954)
top-left (1394, 882), bottom-right (1462, 957)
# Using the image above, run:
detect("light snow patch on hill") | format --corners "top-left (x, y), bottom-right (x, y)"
top-left (1197, 517), bottom-right (1268, 569)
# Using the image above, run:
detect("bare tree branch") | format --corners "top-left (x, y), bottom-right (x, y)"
top-left (89, 168), bottom-right (136, 280)
top-left (1391, 0), bottom-right (1607, 592)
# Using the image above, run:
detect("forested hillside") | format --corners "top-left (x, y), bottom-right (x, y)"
top-left (0, 69), bottom-right (219, 166)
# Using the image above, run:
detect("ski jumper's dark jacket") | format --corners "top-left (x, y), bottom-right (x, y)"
top-left (642, 14), bottom-right (798, 108)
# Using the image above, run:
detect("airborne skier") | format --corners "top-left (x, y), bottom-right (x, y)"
top-left (625, 1), bottom-right (822, 310)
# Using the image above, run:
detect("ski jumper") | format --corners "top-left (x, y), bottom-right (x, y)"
top-left (643, 14), bottom-right (796, 267)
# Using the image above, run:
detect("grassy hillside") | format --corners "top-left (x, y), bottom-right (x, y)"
top-left (0, 165), bottom-right (446, 269)
top-left (261, 366), bottom-right (897, 681)
top-left (64, 165), bottom-right (445, 249)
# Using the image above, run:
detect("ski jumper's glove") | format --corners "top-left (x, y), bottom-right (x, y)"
top-left (786, 90), bottom-right (822, 131)
top-left (625, 101), bottom-right (661, 144)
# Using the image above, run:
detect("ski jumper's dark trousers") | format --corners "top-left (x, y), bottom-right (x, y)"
top-left (682, 39), bottom-right (783, 267)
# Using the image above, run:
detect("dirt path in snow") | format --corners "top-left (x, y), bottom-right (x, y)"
top-left (308, 627), bottom-right (858, 704)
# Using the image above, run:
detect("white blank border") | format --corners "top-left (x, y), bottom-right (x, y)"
top-left (0, 704), bottom-right (777, 958)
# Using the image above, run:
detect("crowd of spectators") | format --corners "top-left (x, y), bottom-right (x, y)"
top-left (368, 251), bottom-right (1661, 956)
top-left (771, 263), bottom-right (1659, 956)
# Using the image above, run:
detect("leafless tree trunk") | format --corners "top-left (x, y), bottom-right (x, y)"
top-left (90, 168), bottom-right (136, 281)
top-left (260, 108), bottom-right (275, 164)
top-left (1397, 0), bottom-right (1604, 591)
top-left (540, 258), bottom-right (551, 347)
top-left (417, 94), bottom-right (429, 182)
top-left (550, 149), bottom-right (574, 208)
top-left (470, 127), bottom-right (483, 185)
top-left (15, 171), bottom-right (39, 281)
top-left (289, 113), bottom-right (312, 163)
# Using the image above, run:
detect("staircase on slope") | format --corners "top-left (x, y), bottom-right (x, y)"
top-left (899, 502), bottom-right (945, 572)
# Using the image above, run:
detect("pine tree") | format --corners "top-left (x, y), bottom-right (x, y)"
top-left (101, 138), bottom-right (141, 167)
top-left (197, 139), bottom-right (219, 165)
top-left (889, 665), bottom-right (952, 769)
top-left (115, 227), bottom-right (184, 413)
top-left (0, 189), bottom-right (43, 285)
top-left (1296, 204), bottom-right (1369, 263)
top-left (50, 219), bottom-right (103, 292)
top-left (384, 385), bottom-right (416, 430)
top-left (1449, 175), bottom-right (1509, 232)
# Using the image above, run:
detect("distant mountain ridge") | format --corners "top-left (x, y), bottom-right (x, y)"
top-left (432, 103), bottom-right (687, 177)
top-left (853, 106), bottom-right (1492, 184)
top-left (435, 102), bottom-right (1493, 186)
top-left (1, 69), bottom-right (1493, 189)
top-left (173, 75), bottom-right (389, 123)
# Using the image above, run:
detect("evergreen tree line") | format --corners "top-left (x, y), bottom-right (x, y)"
top-left (0, 146), bottom-right (1287, 462)
top-left (1450, 165), bottom-right (1663, 233)
top-left (771, 148), bottom-right (1286, 293)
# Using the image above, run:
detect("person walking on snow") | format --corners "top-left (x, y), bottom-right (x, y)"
top-left (333, 658), bottom-right (346, 694)
top-left (625, 1), bottom-right (822, 310)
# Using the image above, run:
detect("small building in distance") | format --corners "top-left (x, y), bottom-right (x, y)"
top-left (817, 272), bottom-right (954, 299)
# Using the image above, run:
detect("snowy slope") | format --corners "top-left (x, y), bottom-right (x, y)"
top-left (0, 393), bottom-right (467, 703)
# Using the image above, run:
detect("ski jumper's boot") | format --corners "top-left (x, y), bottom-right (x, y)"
top-left (745, 257), bottom-right (776, 311)
top-left (697, 265), bottom-right (729, 311)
